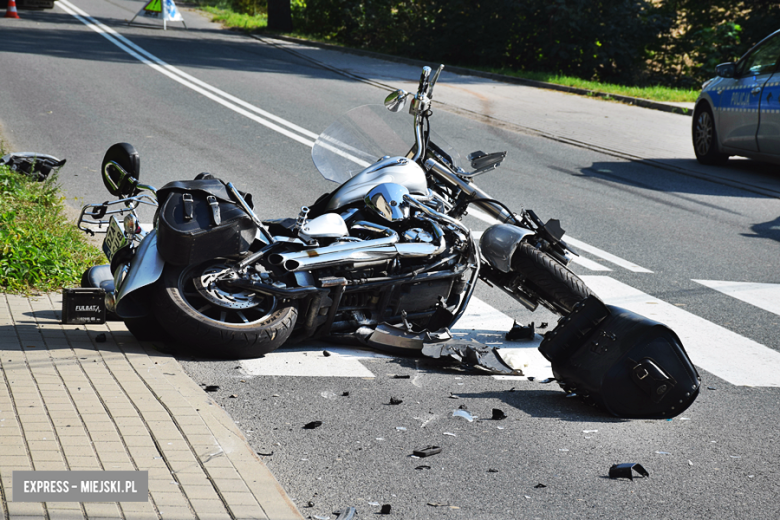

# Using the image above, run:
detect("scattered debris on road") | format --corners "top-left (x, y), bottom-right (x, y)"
top-left (506, 321), bottom-right (535, 340)
top-left (204, 385), bottom-right (219, 392)
top-left (491, 408), bottom-right (507, 420)
top-left (303, 421), bottom-right (323, 429)
top-left (422, 340), bottom-right (521, 375)
top-left (412, 446), bottom-right (442, 458)
top-left (389, 397), bottom-right (403, 405)
top-left (1, 152), bottom-right (66, 181)
top-left (609, 463), bottom-right (649, 480)
top-left (452, 409), bottom-right (475, 422)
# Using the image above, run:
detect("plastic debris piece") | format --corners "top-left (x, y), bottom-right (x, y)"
top-left (487, 469), bottom-right (498, 473)
top-left (272, 394), bottom-right (280, 397)
top-left (458, 404), bottom-right (468, 410)
top-left (449, 394), bottom-right (459, 399)
top-left (376, 438), bottom-right (385, 441)
top-left (559, 449), bottom-right (569, 452)
top-left (707, 386), bottom-right (717, 390)
top-left (415, 465), bottom-right (431, 470)
top-left (655, 451), bottom-right (671, 455)
top-left (380, 504), bottom-right (391, 514)
top-left (303, 421), bottom-right (323, 430)
top-left (256, 451), bottom-right (273, 456)
top-left (229, 394), bottom-right (237, 398)
top-left (334, 507), bottom-right (356, 520)
top-left (313, 515), bottom-right (329, 520)
top-left (0, 152), bottom-right (66, 181)
top-left (321, 391), bottom-right (336, 399)
top-left (497, 426), bottom-right (505, 430)
top-left (413, 446), bottom-right (442, 458)
top-left (540, 322), bottom-right (548, 328)
top-left (342, 391), bottom-right (350, 397)
top-left (680, 417), bottom-right (690, 420)
top-left (389, 397), bottom-right (403, 405)
top-left (534, 483), bottom-right (547, 488)
top-left (204, 385), bottom-right (219, 392)
top-left (392, 374), bottom-right (411, 379)
top-left (524, 495), bottom-right (531, 499)
top-left (540, 378), bottom-right (555, 384)
top-left (609, 463), bottom-right (649, 480)
top-left (492, 408), bottom-right (507, 420)
top-left (422, 340), bottom-right (521, 375)
top-left (730, 455), bottom-right (742, 459)
top-left (396, 427), bottom-right (407, 431)
top-left (443, 432), bottom-right (456, 437)
top-left (452, 409), bottom-right (474, 422)
top-left (323, 350), bottom-right (331, 357)
top-left (368, 502), bottom-right (380, 506)
top-left (506, 321), bottom-right (535, 341)
top-left (583, 429), bottom-right (598, 433)
top-left (688, 460), bottom-right (693, 466)
top-left (95, 333), bottom-right (106, 343)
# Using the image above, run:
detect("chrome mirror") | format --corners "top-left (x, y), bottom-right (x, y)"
top-left (384, 89), bottom-right (409, 112)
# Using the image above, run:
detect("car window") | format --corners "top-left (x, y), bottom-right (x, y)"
top-left (738, 34), bottom-right (780, 77)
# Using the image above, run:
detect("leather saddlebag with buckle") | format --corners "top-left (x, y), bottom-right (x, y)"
top-left (539, 296), bottom-right (700, 418)
top-left (156, 178), bottom-right (256, 266)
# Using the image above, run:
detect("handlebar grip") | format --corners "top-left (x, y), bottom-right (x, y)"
top-left (429, 64), bottom-right (444, 99)
top-left (418, 66), bottom-right (432, 95)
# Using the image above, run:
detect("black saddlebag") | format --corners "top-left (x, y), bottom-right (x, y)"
top-left (156, 179), bottom-right (256, 266)
top-left (539, 296), bottom-right (700, 418)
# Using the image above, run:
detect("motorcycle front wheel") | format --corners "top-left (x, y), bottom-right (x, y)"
top-left (512, 243), bottom-right (593, 314)
top-left (153, 258), bottom-right (298, 359)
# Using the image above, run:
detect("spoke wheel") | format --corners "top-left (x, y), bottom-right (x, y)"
top-left (153, 259), bottom-right (298, 358)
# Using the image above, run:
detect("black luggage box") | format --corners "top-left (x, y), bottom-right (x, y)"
top-left (539, 296), bottom-right (700, 418)
top-left (62, 288), bottom-right (106, 325)
top-left (156, 179), bottom-right (256, 266)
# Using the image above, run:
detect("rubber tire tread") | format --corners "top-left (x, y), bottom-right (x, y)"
top-left (512, 243), bottom-right (594, 314)
top-left (153, 263), bottom-right (298, 359)
top-left (693, 103), bottom-right (729, 166)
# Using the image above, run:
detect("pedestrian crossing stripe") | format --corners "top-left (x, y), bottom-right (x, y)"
top-left (143, 0), bottom-right (162, 13)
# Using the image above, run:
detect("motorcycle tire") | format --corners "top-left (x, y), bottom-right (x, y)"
top-left (512, 242), bottom-right (594, 314)
top-left (153, 259), bottom-right (298, 359)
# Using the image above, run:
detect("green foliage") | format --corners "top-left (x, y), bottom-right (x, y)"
top-left (0, 165), bottom-right (103, 294)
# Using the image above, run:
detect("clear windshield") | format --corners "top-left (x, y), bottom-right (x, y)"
top-left (312, 104), bottom-right (461, 184)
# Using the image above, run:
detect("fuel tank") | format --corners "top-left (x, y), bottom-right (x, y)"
top-left (325, 156), bottom-right (428, 212)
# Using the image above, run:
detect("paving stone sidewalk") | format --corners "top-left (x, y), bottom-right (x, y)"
top-left (0, 293), bottom-right (303, 520)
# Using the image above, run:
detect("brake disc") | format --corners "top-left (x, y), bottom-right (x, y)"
top-left (192, 263), bottom-right (265, 310)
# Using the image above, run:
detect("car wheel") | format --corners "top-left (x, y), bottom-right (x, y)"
top-left (693, 104), bottom-right (729, 165)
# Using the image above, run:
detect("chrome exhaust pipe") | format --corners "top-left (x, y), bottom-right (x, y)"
top-left (283, 222), bottom-right (447, 272)
top-left (268, 221), bottom-right (398, 267)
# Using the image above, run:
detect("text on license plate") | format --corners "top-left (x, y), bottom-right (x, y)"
top-left (102, 217), bottom-right (127, 261)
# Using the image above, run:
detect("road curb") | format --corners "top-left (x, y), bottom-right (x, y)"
top-left (252, 32), bottom-right (694, 117)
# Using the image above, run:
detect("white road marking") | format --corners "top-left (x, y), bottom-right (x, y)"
top-left (692, 280), bottom-right (780, 317)
top-left (240, 346), bottom-right (390, 378)
top-left (582, 276), bottom-right (780, 387)
top-left (564, 237), bottom-right (653, 273)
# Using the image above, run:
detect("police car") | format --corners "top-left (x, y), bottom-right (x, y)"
top-left (693, 29), bottom-right (780, 165)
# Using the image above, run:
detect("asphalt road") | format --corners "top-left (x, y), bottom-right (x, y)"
top-left (2, 2), bottom-right (780, 519)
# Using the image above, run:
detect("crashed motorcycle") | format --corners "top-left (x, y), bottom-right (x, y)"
top-left (78, 64), bottom-right (593, 360)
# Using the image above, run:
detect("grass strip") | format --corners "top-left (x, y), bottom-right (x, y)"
top-left (194, 4), bottom-right (698, 104)
top-left (0, 163), bottom-right (103, 294)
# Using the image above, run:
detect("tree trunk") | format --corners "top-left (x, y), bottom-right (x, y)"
top-left (267, 0), bottom-right (293, 32)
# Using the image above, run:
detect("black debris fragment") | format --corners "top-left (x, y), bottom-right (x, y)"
top-left (458, 404), bottom-right (468, 410)
top-left (415, 465), bottom-right (431, 470)
top-left (342, 392), bottom-right (350, 397)
top-left (95, 333), bottom-right (106, 343)
top-left (488, 469), bottom-right (499, 473)
top-left (323, 350), bottom-right (331, 357)
top-left (422, 340), bottom-right (520, 375)
top-left (306, 501), bottom-right (315, 508)
top-left (491, 408), bottom-right (507, 420)
top-left (380, 504), bottom-right (391, 514)
top-left (539, 322), bottom-right (548, 329)
top-left (229, 394), bottom-right (237, 398)
top-left (389, 397), bottom-right (403, 405)
top-left (708, 386), bottom-right (717, 390)
top-left (392, 374), bottom-right (411, 379)
top-left (534, 483), bottom-right (547, 488)
top-left (257, 451), bottom-right (274, 456)
top-left (1, 152), bottom-right (66, 181)
top-left (508, 387), bottom-right (517, 391)
top-left (449, 393), bottom-right (459, 399)
top-left (506, 321), bottom-right (535, 341)
top-left (609, 463), bottom-right (650, 480)
top-left (204, 385), bottom-right (219, 392)
top-left (413, 446), bottom-right (442, 458)
top-left (303, 421), bottom-right (323, 430)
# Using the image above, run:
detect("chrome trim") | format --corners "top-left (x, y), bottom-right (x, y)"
top-left (226, 182), bottom-right (273, 245)
top-left (114, 230), bottom-right (165, 318)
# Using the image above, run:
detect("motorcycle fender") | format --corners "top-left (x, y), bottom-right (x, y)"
top-left (115, 229), bottom-right (165, 318)
top-left (479, 223), bottom-right (535, 273)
